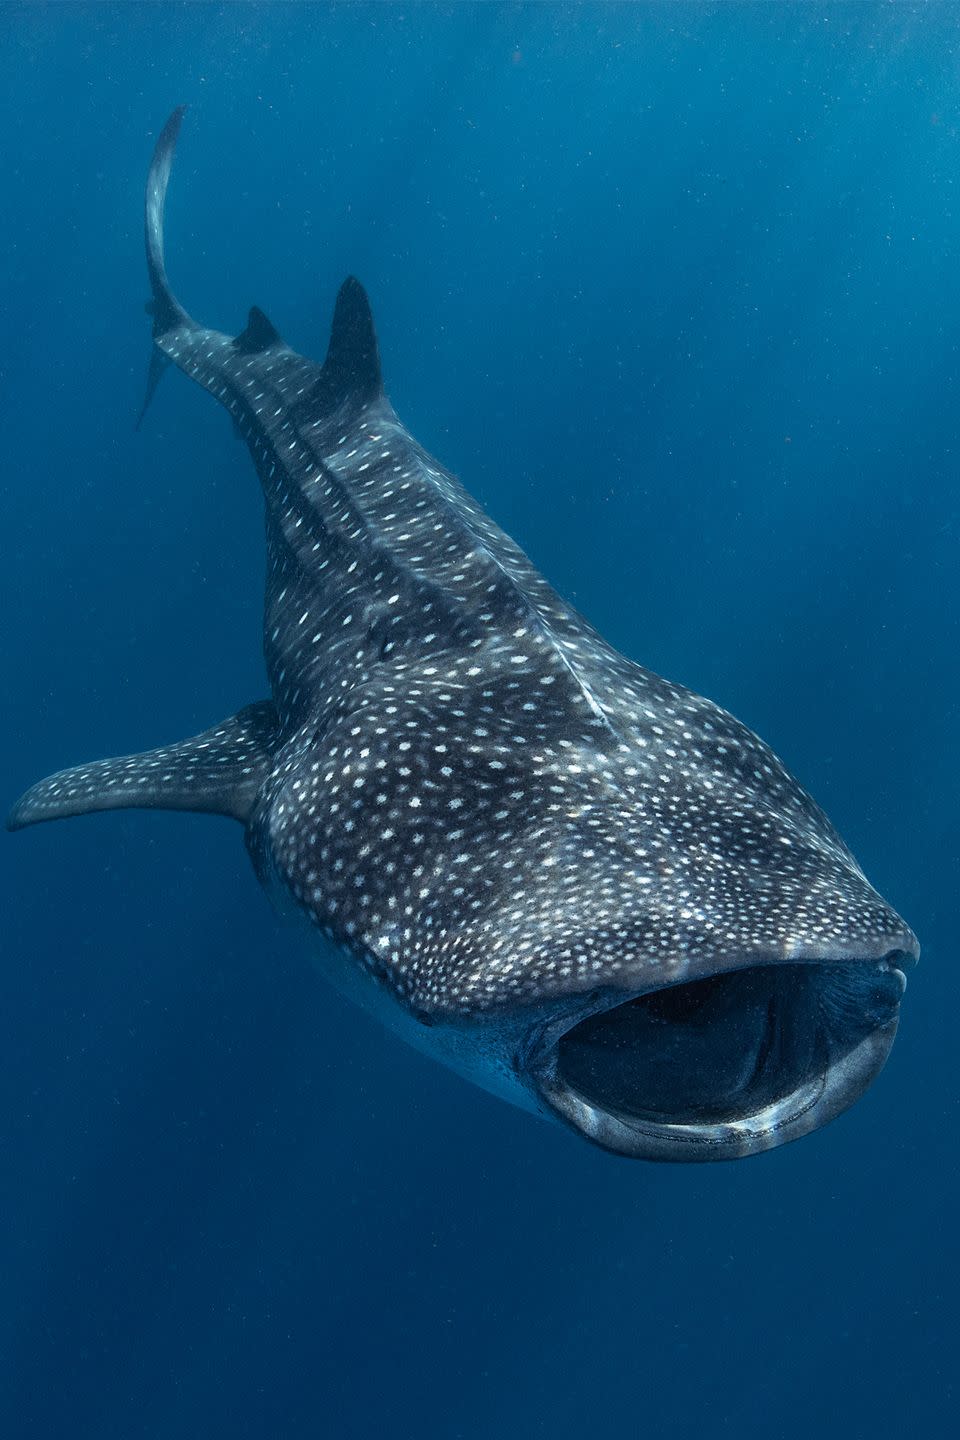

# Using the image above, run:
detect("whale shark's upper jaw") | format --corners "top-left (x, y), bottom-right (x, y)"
top-left (523, 936), bottom-right (918, 1162)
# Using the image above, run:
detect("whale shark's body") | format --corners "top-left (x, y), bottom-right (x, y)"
top-left (9, 110), bottom-right (918, 1160)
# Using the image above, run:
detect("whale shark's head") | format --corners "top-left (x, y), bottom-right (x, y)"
top-left (410, 825), bottom-right (918, 1164)
top-left (258, 665), bottom-right (918, 1164)
top-left (407, 816), bottom-right (918, 1163)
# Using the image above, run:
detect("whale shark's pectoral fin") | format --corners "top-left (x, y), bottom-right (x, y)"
top-left (7, 702), bottom-right (279, 832)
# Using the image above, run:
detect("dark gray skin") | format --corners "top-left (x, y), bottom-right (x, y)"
top-left (9, 110), bottom-right (919, 1161)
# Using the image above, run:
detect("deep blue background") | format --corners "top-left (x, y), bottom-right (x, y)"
top-left (2, 5), bottom-right (957, 1438)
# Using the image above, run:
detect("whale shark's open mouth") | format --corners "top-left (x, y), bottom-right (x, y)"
top-left (531, 953), bottom-right (914, 1161)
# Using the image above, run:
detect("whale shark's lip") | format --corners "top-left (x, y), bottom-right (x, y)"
top-left (525, 939), bottom-right (918, 1162)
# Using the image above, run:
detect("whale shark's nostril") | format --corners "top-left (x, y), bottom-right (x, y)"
top-left (816, 957), bottom-right (906, 1029)
top-left (880, 949), bottom-right (911, 1000)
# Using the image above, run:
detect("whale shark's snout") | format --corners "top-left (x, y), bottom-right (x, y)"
top-left (523, 939), bottom-right (917, 1161)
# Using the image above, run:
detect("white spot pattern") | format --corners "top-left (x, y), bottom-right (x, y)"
top-left (11, 279), bottom-right (915, 1023)
top-left (99, 311), bottom-right (912, 1019)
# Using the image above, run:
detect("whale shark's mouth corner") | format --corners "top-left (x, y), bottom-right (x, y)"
top-left (529, 952), bottom-right (915, 1162)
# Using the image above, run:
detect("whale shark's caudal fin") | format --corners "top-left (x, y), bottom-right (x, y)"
top-left (7, 702), bottom-right (279, 831)
top-left (135, 105), bottom-right (193, 429)
top-left (144, 104), bottom-right (193, 341)
top-left (136, 107), bottom-right (383, 430)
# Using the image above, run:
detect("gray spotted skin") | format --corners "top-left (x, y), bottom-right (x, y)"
top-left (147, 309), bottom-right (908, 1019)
top-left (8, 111), bottom-right (919, 1161)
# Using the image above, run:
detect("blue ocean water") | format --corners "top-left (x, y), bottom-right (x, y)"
top-left (1, 3), bottom-right (956, 1437)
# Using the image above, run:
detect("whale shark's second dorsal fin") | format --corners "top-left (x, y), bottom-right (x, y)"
top-left (7, 702), bottom-right (279, 831)
top-left (233, 305), bottom-right (284, 355)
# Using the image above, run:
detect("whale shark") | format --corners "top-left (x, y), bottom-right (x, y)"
top-left (8, 109), bottom-right (918, 1161)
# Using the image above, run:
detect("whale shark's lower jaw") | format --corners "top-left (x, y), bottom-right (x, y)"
top-left (527, 948), bottom-right (917, 1162)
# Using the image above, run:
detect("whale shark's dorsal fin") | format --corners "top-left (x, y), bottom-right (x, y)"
top-left (6, 702), bottom-right (279, 831)
top-left (311, 275), bottom-right (383, 412)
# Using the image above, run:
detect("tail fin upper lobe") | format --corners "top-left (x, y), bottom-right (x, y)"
top-left (145, 104), bottom-right (192, 339)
